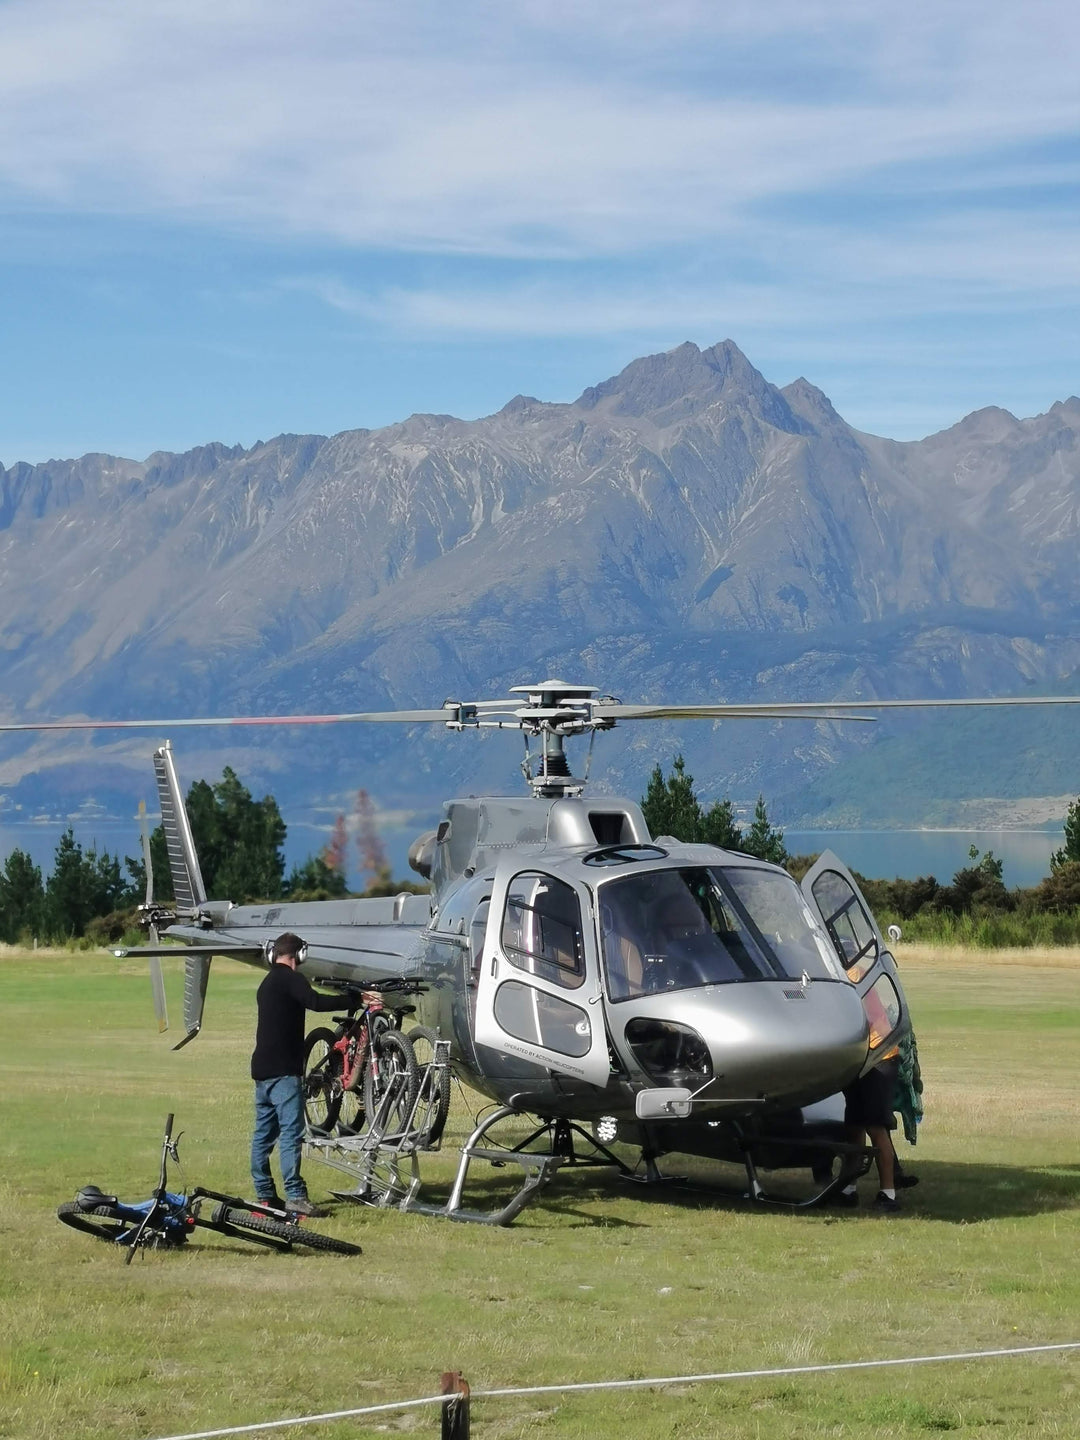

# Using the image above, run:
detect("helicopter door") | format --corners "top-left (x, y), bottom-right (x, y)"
top-left (473, 862), bottom-right (610, 1088)
top-left (800, 851), bottom-right (907, 1064)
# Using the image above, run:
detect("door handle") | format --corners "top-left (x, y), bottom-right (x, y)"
top-left (490, 955), bottom-right (497, 977)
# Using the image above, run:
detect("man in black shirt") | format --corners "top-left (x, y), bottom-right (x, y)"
top-left (251, 931), bottom-right (342, 1216)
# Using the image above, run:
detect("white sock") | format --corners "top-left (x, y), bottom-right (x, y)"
top-left (881, 1188), bottom-right (896, 1200)
top-left (842, 1185), bottom-right (857, 1195)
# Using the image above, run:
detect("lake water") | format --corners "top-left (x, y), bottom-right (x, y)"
top-left (784, 829), bottom-right (1060, 889)
top-left (0, 819), bottom-right (1063, 891)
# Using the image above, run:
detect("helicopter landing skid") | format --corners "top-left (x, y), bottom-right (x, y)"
top-left (408, 1110), bottom-right (640, 1224)
top-left (735, 1127), bottom-right (875, 1210)
top-left (405, 1107), bottom-right (638, 1226)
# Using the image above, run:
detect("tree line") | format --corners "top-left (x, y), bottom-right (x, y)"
top-left (6, 757), bottom-right (1080, 947)
top-left (643, 757), bottom-right (1080, 944)
top-left (0, 767), bottom-right (421, 945)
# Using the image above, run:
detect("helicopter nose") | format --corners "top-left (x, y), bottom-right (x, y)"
top-left (628, 981), bottom-right (868, 1107)
top-left (704, 981), bottom-right (868, 1104)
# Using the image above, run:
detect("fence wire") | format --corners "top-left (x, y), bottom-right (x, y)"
top-left (148, 1340), bottom-right (1080, 1440)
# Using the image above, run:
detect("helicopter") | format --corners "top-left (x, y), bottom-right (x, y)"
top-left (7, 680), bottom-right (1080, 1223)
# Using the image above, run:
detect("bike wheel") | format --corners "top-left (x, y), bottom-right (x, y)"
top-left (217, 1207), bottom-right (362, 1255)
top-left (362, 1028), bottom-right (419, 1140)
top-left (336, 1082), bottom-right (366, 1137)
top-left (57, 1201), bottom-right (185, 1249)
top-left (57, 1200), bottom-right (130, 1243)
top-left (407, 1025), bottom-right (451, 1146)
top-left (303, 1027), bottom-right (342, 1135)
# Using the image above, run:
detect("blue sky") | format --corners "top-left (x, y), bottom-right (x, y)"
top-left (2, 0), bottom-right (1078, 464)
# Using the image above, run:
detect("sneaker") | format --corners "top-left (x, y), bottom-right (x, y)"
top-left (828, 1189), bottom-right (859, 1208)
top-left (253, 1194), bottom-right (285, 1211)
top-left (895, 1172), bottom-right (920, 1189)
top-left (873, 1190), bottom-right (902, 1214)
top-left (286, 1196), bottom-right (329, 1219)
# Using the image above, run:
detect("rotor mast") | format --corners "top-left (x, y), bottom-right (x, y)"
top-left (440, 681), bottom-right (610, 798)
top-left (511, 682), bottom-right (607, 798)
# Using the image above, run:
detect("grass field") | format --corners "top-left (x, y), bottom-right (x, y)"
top-left (1, 945), bottom-right (1079, 1439)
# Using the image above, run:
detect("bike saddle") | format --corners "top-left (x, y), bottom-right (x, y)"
top-left (75, 1184), bottom-right (118, 1211)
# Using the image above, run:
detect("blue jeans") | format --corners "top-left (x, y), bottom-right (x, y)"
top-left (251, 1074), bottom-right (307, 1201)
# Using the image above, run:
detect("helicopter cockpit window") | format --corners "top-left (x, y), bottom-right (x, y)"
top-left (809, 870), bottom-right (879, 981)
top-left (501, 872), bottom-right (585, 991)
top-left (722, 868), bottom-right (847, 983)
top-left (599, 866), bottom-right (841, 1000)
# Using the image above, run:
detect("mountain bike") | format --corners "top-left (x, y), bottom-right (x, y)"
top-left (303, 982), bottom-right (449, 1144)
top-left (56, 1114), bottom-right (362, 1258)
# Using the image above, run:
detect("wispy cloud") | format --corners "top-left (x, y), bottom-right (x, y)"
top-left (1, 0), bottom-right (1077, 455)
top-left (1, 0), bottom-right (1077, 258)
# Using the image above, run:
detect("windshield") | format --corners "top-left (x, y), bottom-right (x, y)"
top-left (598, 865), bottom-right (844, 1000)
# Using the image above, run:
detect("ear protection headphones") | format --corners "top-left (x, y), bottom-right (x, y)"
top-left (266, 935), bottom-right (308, 966)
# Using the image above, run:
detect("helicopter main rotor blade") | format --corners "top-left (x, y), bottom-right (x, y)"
top-left (591, 703), bottom-right (876, 721)
top-left (5, 693), bottom-right (1080, 736)
top-left (0, 709), bottom-right (455, 733)
top-left (592, 695), bottom-right (1080, 721)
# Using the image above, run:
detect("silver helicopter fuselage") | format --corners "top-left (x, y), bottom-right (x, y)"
top-left (165, 791), bottom-right (907, 1138)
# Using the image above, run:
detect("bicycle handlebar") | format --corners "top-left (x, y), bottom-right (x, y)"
top-left (322, 977), bottom-right (424, 998)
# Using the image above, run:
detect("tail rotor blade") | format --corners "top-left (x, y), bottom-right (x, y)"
top-left (148, 948), bottom-right (168, 1034)
top-left (138, 799), bottom-right (154, 906)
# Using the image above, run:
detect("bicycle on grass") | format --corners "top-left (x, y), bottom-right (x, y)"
top-left (303, 982), bottom-right (450, 1146)
top-left (57, 1114), bottom-right (362, 1258)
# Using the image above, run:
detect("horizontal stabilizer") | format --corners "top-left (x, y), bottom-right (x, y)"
top-left (115, 944), bottom-right (264, 959)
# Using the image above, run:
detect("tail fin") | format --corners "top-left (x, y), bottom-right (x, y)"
top-left (174, 955), bottom-right (211, 1050)
top-left (153, 741), bottom-right (207, 915)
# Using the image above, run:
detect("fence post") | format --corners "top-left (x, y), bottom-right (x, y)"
top-left (440, 1371), bottom-right (470, 1439)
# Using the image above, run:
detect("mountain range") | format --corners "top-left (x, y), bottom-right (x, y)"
top-left (3, 339), bottom-right (1080, 851)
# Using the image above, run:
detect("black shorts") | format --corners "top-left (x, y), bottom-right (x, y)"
top-left (843, 1057), bottom-right (899, 1129)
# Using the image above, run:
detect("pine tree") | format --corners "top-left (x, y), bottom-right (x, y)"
top-left (641, 761), bottom-right (782, 862)
top-left (146, 767), bottom-right (287, 904)
top-left (208, 768), bottom-right (286, 901)
top-left (701, 798), bottom-right (742, 850)
top-left (0, 848), bottom-right (45, 942)
top-left (286, 854), bottom-right (349, 899)
top-left (1051, 797), bottom-right (1080, 871)
top-left (45, 829), bottom-right (92, 937)
top-left (740, 794), bottom-right (788, 865)
top-left (641, 755), bottom-right (707, 841)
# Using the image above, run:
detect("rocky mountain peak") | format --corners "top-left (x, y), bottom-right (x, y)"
top-left (573, 339), bottom-right (798, 431)
top-left (4, 340), bottom-right (1080, 836)
top-left (780, 377), bottom-right (845, 434)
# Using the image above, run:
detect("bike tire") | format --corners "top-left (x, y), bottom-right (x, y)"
top-left (407, 1025), bottom-right (451, 1146)
top-left (56, 1201), bottom-right (185, 1248)
top-left (57, 1200), bottom-right (130, 1242)
top-left (336, 1081), bottom-right (366, 1136)
top-left (361, 1027), bottom-right (420, 1141)
top-left (303, 1026), bottom-right (342, 1135)
top-left (217, 1207), bottom-right (362, 1255)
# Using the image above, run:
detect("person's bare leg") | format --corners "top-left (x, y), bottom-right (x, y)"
top-left (868, 1125), bottom-right (895, 1192)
